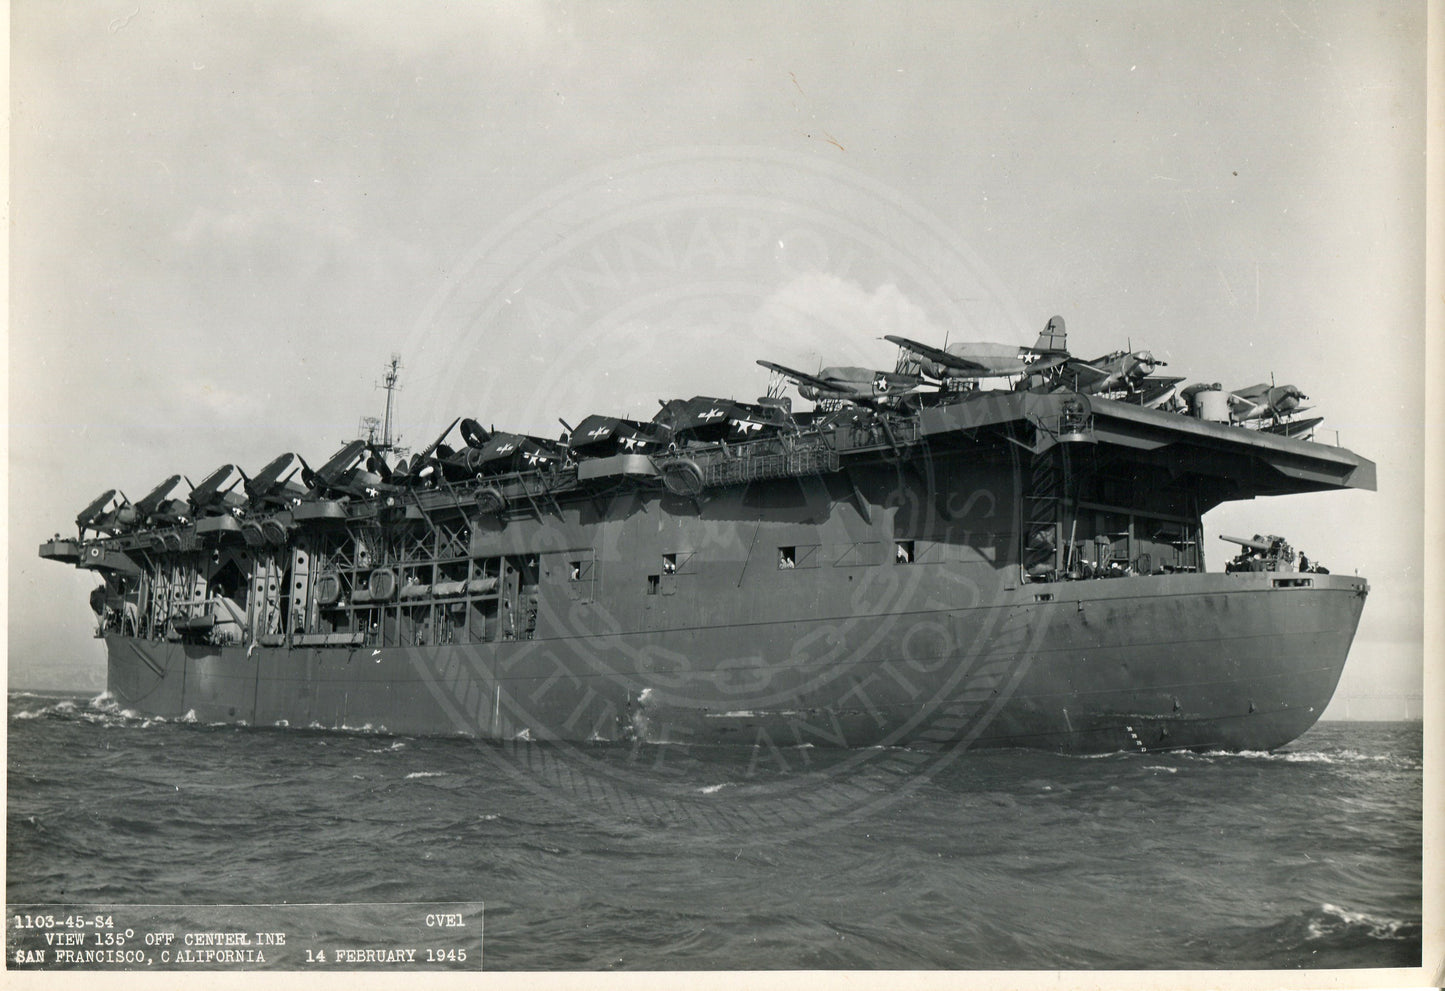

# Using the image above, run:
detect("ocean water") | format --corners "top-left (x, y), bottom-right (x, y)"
top-left (6, 691), bottom-right (1422, 971)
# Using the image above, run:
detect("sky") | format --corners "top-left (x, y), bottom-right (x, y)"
top-left (7, 1), bottom-right (1429, 716)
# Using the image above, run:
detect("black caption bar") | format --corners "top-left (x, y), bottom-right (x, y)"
top-left (6, 901), bottom-right (483, 971)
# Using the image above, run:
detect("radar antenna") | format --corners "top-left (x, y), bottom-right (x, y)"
top-left (358, 354), bottom-right (408, 456)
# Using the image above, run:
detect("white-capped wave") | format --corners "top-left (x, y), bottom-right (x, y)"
top-left (1308, 903), bottom-right (1415, 941)
top-left (698, 783), bottom-right (732, 794)
top-left (1196, 748), bottom-right (1417, 770)
top-left (405, 771), bottom-right (448, 780)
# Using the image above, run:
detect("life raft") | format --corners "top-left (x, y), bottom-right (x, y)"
top-left (368, 567), bottom-right (398, 601)
top-left (474, 485), bottom-right (507, 516)
top-left (659, 458), bottom-right (706, 497)
top-left (314, 573), bottom-right (342, 606)
top-left (261, 519), bottom-right (291, 546)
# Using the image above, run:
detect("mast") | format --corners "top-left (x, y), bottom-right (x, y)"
top-left (380, 353), bottom-right (401, 451)
top-left (359, 354), bottom-right (406, 454)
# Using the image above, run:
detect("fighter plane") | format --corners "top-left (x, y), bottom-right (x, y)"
top-left (568, 414), bottom-right (668, 458)
top-left (469, 431), bottom-right (567, 475)
top-left (381, 416), bottom-right (466, 485)
top-left (131, 474), bottom-right (192, 527)
top-left (187, 464), bottom-right (250, 517)
top-left (756, 360), bottom-right (926, 408)
top-left (300, 441), bottom-right (395, 500)
top-left (1227, 383), bottom-right (1310, 425)
top-left (400, 417), bottom-right (564, 481)
top-left (884, 315), bottom-right (1071, 381)
top-left (459, 417), bottom-right (491, 449)
top-left (75, 489), bottom-right (131, 536)
top-left (244, 453), bottom-right (310, 508)
top-left (655, 396), bottom-right (794, 444)
top-left (1051, 348), bottom-right (1167, 397)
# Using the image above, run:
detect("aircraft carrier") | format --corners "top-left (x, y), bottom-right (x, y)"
top-left (41, 325), bottom-right (1374, 753)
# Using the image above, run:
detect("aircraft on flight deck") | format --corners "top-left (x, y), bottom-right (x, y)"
top-left (300, 440), bottom-right (396, 500)
top-left (1227, 383), bottom-right (1310, 425)
top-left (187, 464), bottom-right (249, 517)
top-left (75, 488), bottom-right (130, 536)
top-left (468, 431), bottom-right (567, 476)
top-left (388, 416), bottom-right (466, 484)
top-left (655, 396), bottom-right (792, 444)
top-left (568, 414), bottom-right (668, 458)
top-left (245, 453), bottom-right (310, 509)
top-left (1128, 374), bottom-right (1186, 408)
top-left (1052, 348), bottom-right (1167, 396)
top-left (884, 315), bottom-right (1070, 381)
top-left (756, 360), bottom-right (926, 408)
top-left (131, 474), bottom-right (192, 527)
top-left (381, 416), bottom-right (479, 485)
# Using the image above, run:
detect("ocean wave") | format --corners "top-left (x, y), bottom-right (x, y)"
top-left (698, 783), bottom-right (732, 794)
top-left (337, 722), bottom-right (387, 734)
top-left (405, 771), bottom-right (448, 780)
top-left (1194, 748), bottom-right (1420, 771)
top-left (9, 695), bottom-right (161, 729)
top-left (1308, 903), bottom-right (1419, 942)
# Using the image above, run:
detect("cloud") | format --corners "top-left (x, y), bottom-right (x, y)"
top-left (753, 272), bottom-right (949, 369)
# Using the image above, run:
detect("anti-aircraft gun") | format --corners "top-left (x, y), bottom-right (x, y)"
top-left (1220, 533), bottom-right (1296, 573)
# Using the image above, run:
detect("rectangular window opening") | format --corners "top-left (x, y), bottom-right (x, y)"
top-left (778, 546), bottom-right (796, 569)
top-left (662, 553), bottom-right (677, 575)
top-left (895, 540), bottom-right (915, 565)
top-left (646, 574), bottom-right (660, 595)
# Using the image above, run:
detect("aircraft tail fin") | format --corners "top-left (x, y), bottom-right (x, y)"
top-left (1033, 315), bottom-right (1068, 354)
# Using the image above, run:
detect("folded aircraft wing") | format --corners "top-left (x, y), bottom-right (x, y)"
top-left (1137, 375), bottom-right (1185, 407)
top-left (882, 336), bottom-right (991, 374)
top-left (757, 360), bottom-right (844, 394)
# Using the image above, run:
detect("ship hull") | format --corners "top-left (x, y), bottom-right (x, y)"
top-left (104, 571), bottom-right (1367, 754)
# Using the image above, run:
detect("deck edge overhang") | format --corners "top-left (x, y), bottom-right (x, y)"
top-left (918, 390), bottom-right (1375, 497)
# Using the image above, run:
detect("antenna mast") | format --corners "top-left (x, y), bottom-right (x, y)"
top-left (359, 354), bottom-right (407, 455)
top-left (381, 354), bottom-right (401, 450)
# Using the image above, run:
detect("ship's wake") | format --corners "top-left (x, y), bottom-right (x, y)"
top-left (1191, 747), bottom-right (1421, 772)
